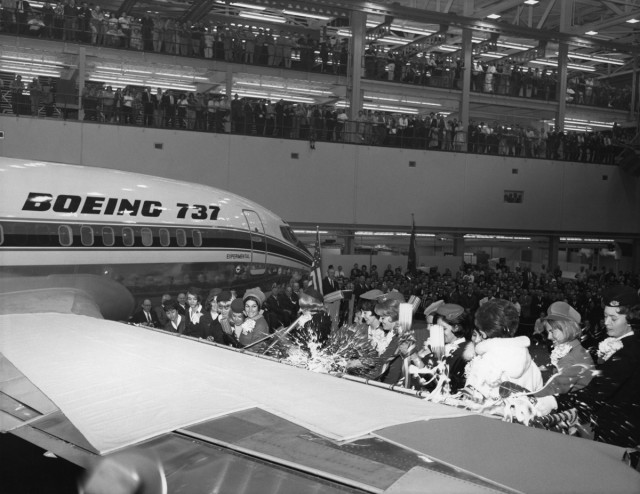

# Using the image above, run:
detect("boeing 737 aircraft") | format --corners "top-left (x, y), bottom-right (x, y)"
top-left (1, 159), bottom-right (638, 493)
top-left (0, 158), bottom-right (312, 321)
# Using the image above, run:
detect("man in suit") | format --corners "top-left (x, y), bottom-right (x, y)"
top-left (129, 299), bottom-right (159, 327)
top-left (322, 266), bottom-right (340, 295)
top-left (153, 293), bottom-right (172, 328)
top-left (176, 292), bottom-right (187, 316)
top-left (163, 302), bottom-right (185, 333)
top-left (280, 284), bottom-right (299, 321)
top-left (264, 283), bottom-right (290, 328)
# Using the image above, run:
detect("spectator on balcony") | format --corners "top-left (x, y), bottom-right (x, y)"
top-left (15, 0), bottom-right (31, 35)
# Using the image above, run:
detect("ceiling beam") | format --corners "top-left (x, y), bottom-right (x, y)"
top-left (536, 0), bottom-right (557, 29)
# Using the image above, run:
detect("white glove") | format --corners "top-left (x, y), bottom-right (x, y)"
top-left (298, 313), bottom-right (313, 326)
top-left (240, 319), bottom-right (255, 334)
top-left (534, 395), bottom-right (558, 416)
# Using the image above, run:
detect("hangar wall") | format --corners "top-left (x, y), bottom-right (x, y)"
top-left (1, 115), bottom-right (638, 235)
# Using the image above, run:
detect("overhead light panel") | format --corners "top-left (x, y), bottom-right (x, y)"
top-left (282, 10), bottom-right (331, 21)
top-left (524, 0), bottom-right (539, 5)
top-left (585, 30), bottom-right (598, 35)
top-left (487, 14), bottom-right (501, 19)
top-left (626, 18), bottom-right (639, 23)
top-left (239, 12), bottom-right (286, 23)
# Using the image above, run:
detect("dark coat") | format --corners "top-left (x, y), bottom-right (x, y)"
top-left (555, 334), bottom-right (640, 448)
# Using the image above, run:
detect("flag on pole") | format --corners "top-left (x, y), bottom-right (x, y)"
top-left (407, 214), bottom-right (417, 275)
top-left (310, 227), bottom-right (323, 294)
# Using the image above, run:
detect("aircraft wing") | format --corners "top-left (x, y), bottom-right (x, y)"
top-left (1, 314), bottom-right (638, 493)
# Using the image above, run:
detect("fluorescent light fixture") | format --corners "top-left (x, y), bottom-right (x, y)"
top-left (336, 30), bottom-right (352, 37)
top-left (465, 234), bottom-right (531, 240)
top-left (566, 53), bottom-right (625, 65)
top-left (626, 18), bottom-right (640, 24)
top-left (529, 59), bottom-right (596, 72)
top-left (239, 12), bottom-right (286, 23)
top-left (524, 0), bottom-right (539, 5)
top-left (282, 10), bottom-right (331, 21)
top-left (496, 40), bottom-right (536, 49)
top-left (355, 231), bottom-right (435, 237)
top-left (378, 36), bottom-right (411, 45)
top-left (228, 2), bottom-right (265, 10)
top-left (438, 45), bottom-right (458, 52)
top-left (487, 14), bottom-right (501, 19)
top-left (585, 30), bottom-right (598, 35)
top-left (560, 237), bottom-right (614, 242)
top-left (480, 52), bottom-right (506, 59)
top-left (293, 230), bottom-right (330, 234)
top-left (390, 25), bottom-right (436, 36)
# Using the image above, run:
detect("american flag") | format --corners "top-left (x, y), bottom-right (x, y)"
top-left (310, 227), bottom-right (323, 294)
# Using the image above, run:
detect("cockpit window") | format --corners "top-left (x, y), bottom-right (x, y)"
top-left (280, 225), bottom-right (306, 250)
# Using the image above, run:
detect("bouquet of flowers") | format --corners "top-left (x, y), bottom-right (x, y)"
top-left (597, 337), bottom-right (624, 362)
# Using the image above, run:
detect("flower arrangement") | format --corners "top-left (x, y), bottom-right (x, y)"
top-left (549, 342), bottom-right (572, 368)
top-left (597, 337), bottom-right (624, 362)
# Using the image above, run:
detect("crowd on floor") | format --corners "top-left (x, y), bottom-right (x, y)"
top-left (128, 260), bottom-right (640, 452)
top-left (0, 3), bottom-right (633, 111)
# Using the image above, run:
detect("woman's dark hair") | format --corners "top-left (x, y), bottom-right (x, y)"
top-left (474, 299), bottom-right (519, 338)
top-left (360, 300), bottom-right (378, 313)
top-left (614, 304), bottom-right (640, 330)
top-left (187, 287), bottom-right (202, 303)
top-left (435, 311), bottom-right (472, 340)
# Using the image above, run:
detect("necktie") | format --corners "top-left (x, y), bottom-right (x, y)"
top-left (145, 311), bottom-right (151, 323)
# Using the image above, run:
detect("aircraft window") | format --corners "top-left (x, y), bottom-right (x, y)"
top-left (122, 227), bottom-right (135, 247)
top-left (58, 225), bottom-right (73, 246)
top-left (176, 229), bottom-right (186, 247)
top-left (192, 230), bottom-right (202, 247)
top-left (141, 228), bottom-right (153, 247)
top-left (159, 228), bottom-right (170, 247)
top-left (35, 224), bottom-right (52, 246)
top-left (81, 226), bottom-right (94, 246)
top-left (102, 227), bottom-right (115, 247)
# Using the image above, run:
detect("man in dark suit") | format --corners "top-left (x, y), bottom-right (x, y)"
top-left (129, 299), bottom-right (160, 327)
top-left (322, 266), bottom-right (340, 295)
top-left (264, 283), bottom-right (290, 328)
top-left (280, 284), bottom-right (299, 321)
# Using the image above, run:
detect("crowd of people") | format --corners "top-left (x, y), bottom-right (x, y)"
top-left (127, 260), bottom-right (640, 451)
top-left (364, 45), bottom-right (632, 112)
top-left (4, 67), bottom-right (634, 166)
top-left (0, 1), bottom-right (634, 112)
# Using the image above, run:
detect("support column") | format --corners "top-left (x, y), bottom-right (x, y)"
top-left (630, 56), bottom-right (638, 119)
top-left (632, 239), bottom-right (640, 275)
top-left (348, 11), bottom-right (366, 118)
top-left (344, 230), bottom-right (355, 255)
top-left (548, 235), bottom-right (559, 273)
top-left (452, 234), bottom-right (465, 258)
top-left (225, 65), bottom-right (233, 100)
top-left (78, 47), bottom-right (86, 120)
top-left (459, 28), bottom-right (472, 152)
top-left (555, 43), bottom-right (568, 132)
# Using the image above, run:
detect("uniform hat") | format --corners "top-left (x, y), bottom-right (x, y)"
top-left (360, 289), bottom-right (384, 300)
top-left (436, 303), bottom-right (465, 321)
top-left (544, 301), bottom-right (581, 324)
top-left (603, 286), bottom-right (640, 308)
top-left (230, 298), bottom-right (245, 313)
top-left (243, 287), bottom-right (266, 306)
top-left (379, 291), bottom-right (405, 303)
top-left (303, 288), bottom-right (324, 303)
top-left (217, 291), bottom-right (232, 303)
